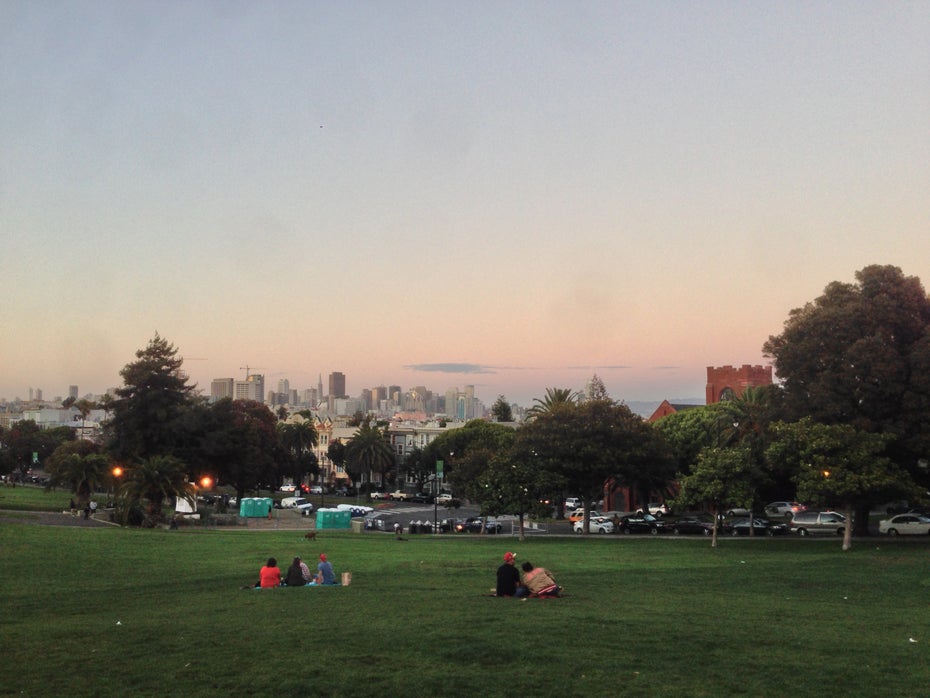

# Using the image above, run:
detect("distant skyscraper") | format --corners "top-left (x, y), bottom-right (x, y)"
top-left (69, 385), bottom-right (78, 400)
top-left (328, 372), bottom-right (346, 399)
top-left (211, 378), bottom-right (234, 402)
top-left (277, 378), bottom-right (290, 396)
top-left (234, 374), bottom-right (264, 402)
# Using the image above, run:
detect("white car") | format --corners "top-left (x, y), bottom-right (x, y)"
top-left (637, 502), bottom-right (670, 517)
top-left (280, 496), bottom-right (314, 513)
top-left (278, 484), bottom-right (297, 493)
top-left (573, 516), bottom-right (615, 534)
top-left (879, 514), bottom-right (930, 536)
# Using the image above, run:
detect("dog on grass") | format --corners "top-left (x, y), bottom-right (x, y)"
top-left (304, 531), bottom-right (317, 541)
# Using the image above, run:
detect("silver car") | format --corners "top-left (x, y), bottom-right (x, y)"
top-left (790, 511), bottom-right (847, 536)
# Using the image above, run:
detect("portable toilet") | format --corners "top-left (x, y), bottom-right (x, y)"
top-left (316, 508), bottom-right (351, 529)
top-left (239, 498), bottom-right (256, 517)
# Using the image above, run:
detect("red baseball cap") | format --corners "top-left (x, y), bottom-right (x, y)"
top-left (319, 553), bottom-right (327, 561)
top-left (503, 552), bottom-right (516, 563)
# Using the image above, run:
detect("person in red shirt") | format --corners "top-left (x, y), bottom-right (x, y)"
top-left (258, 557), bottom-right (282, 588)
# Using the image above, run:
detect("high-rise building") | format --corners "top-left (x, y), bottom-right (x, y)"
top-left (234, 374), bottom-right (264, 402)
top-left (277, 378), bottom-right (290, 396)
top-left (211, 378), bottom-right (234, 402)
top-left (328, 372), bottom-right (346, 399)
top-left (69, 385), bottom-right (79, 400)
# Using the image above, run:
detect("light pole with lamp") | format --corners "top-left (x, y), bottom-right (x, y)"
top-left (434, 460), bottom-right (443, 533)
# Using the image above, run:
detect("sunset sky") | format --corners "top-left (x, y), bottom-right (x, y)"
top-left (2, 2), bottom-right (928, 407)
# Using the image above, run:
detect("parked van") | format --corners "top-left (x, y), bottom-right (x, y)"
top-left (280, 496), bottom-right (314, 513)
top-left (790, 511), bottom-right (847, 536)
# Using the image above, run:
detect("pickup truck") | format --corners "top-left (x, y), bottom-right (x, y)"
top-left (389, 490), bottom-right (409, 501)
top-left (437, 493), bottom-right (460, 506)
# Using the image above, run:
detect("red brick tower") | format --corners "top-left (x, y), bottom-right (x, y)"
top-left (705, 364), bottom-right (773, 404)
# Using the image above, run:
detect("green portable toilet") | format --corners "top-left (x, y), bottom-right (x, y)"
top-left (332, 510), bottom-right (351, 529)
top-left (239, 498), bottom-right (255, 517)
top-left (316, 509), bottom-right (335, 529)
top-left (256, 498), bottom-right (273, 517)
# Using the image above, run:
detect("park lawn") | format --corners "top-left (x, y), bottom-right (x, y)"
top-left (0, 484), bottom-right (73, 512)
top-left (1, 523), bottom-right (929, 698)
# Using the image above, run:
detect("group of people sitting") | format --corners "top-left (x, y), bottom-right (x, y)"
top-left (495, 551), bottom-right (560, 598)
top-left (256, 553), bottom-right (336, 588)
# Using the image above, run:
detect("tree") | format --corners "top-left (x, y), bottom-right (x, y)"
top-left (118, 455), bottom-right (195, 527)
top-left (424, 421), bottom-right (517, 507)
top-left (763, 265), bottom-right (930, 488)
top-left (490, 395), bottom-right (514, 423)
top-left (186, 398), bottom-right (280, 502)
top-left (345, 421), bottom-right (395, 494)
top-left (516, 400), bottom-right (667, 533)
top-left (478, 449), bottom-right (557, 541)
top-left (766, 418), bottom-right (918, 549)
top-left (278, 418), bottom-right (319, 487)
top-left (1, 420), bottom-right (74, 480)
top-left (327, 440), bottom-right (347, 485)
top-left (45, 441), bottom-right (110, 507)
top-left (525, 387), bottom-right (580, 420)
top-left (587, 374), bottom-right (610, 401)
top-left (676, 446), bottom-right (755, 548)
top-left (106, 334), bottom-right (199, 462)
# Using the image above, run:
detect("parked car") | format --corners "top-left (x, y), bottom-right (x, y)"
top-left (726, 517), bottom-right (789, 536)
top-left (564, 497), bottom-right (582, 510)
top-left (460, 517), bottom-right (502, 534)
top-left (764, 501), bottom-right (806, 517)
top-left (573, 516), bottom-right (615, 534)
top-left (369, 491), bottom-right (390, 500)
top-left (409, 492), bottom-right (435, 504)
top-left (334, 486), bottom-right (356, 497)
top-left (723, 506), bottom-right (752, 517)
top-left (568, 508), bottom-right (604, 522)
top-left (789, 511), bottom-right (847, 536)
top-left (436, 493), bottom-right (459, 506)
top-left (669, 516), bottom-right (715, 536)
top-left (389, 490), bottom-right (409, 501)
top-left (879, 514), bottom-right (930, 536)
top-left (278, 484), bottom-right (297, 493)
top-left (637, 502), bottom-right (670, 517)
top-left (280, 497), bottom-right (314, 513)
top-left (309, 485), bottom-right (325, 494)
top-left (618, 514), bottom-right (666, 535)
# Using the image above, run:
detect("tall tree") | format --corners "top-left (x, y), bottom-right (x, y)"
top-left (766, 418), bottom-right (918, 548)
top-left (107, 334), bottom-right (199, 462)
top-left (200, 399), bottom-right (280, 502)
top-left (424, 421), bottom-right (516, 505)
top-left (344, 421), bottom-right (395, 493)
top-left (517, 400), bottom-right (666, 533)
top-left (278, 419), bottom-right (319, 487)
top-left (763, 265), bottom-right (930, 484)
top-left (490, 395), bottom-right (514, 423)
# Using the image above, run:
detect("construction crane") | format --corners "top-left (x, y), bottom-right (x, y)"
top-left (240, 365), bottom-right (265, 379)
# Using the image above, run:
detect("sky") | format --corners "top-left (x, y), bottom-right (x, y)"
top-left (2, 1), bottom-right (929, 407)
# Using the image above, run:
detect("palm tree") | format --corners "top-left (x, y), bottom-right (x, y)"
top-left (118, 455), bottom-right (195, 527)
top-left (46, 449), bottom-right (110, 507)
top-left (278, 418), bottom-right (319, 487)
top-left (345, 422), bottom-right (396, 494)
top-left (526, 387), bottom-right (580, 420)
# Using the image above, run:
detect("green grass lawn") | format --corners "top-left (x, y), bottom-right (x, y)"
top-left (2, 499), bottom-right (930, 697)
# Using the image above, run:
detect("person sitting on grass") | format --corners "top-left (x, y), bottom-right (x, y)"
top-left (316, 553), bottom-right (336, 585)
top-left (520, 561), bottom-right (560, 597)
top-left (257, 557), bottom-right (282, 588)
top-left (285, 556), bottom-right (311, 586)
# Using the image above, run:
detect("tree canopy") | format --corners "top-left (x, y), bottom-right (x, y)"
top-left (763, 265), bottom-right (930, 478)
top-left (106, 334), bottom-right (200, 461)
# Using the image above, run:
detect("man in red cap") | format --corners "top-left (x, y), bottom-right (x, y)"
top-left (316, 553), bottom-right (336, 585)
top-left (495, 551), bottom-right (526, 597)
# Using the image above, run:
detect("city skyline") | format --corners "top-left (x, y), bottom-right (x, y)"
top-left (2, 4), bottom-right (928, 408)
